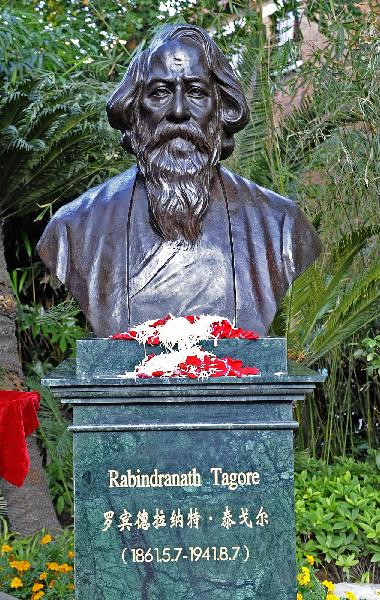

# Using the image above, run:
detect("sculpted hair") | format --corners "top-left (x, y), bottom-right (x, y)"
top-left (106, 24), bottom-right (249, 159)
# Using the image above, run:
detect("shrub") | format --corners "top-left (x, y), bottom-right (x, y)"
top-left (296, 555), bottom-right (361, 600)
top-left (355, 336), bottom-right (380, 378)
top-left (0, 521), bottom-right (74, 599)
top-left (295, 457), bottom-right (380, 582)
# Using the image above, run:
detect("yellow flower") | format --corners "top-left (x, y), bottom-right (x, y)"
top-left (345, 593), bottom-right (357, 600)
top-left (297, 566), bottom-right (311, 586)
top-left (10, 576), bottom-right (23, 588)
top-left (32, 592), bottom-right (45, 600)
top-left (39, 572), bottom-right (48, 580)
top-left (9, 560), bottom-right (31, 572)
top-left (32, 582), bottom-right (44, 592)
top-left (326, 594), bottom-right (339, 600)
top-left (67, 550), bottom-right (75, 559)
top-left (1, 544), bottom-right (13, 553)
top-left (40, 534), bottom-right (52, 545)
top-left (49, 579), bottom-right (56, 588)
top-left (57, 562), bottom-right (73, 573)
top-left (47, 562), bottom-right (60, 571)
top-left (306, 554), bottom-right (315, 566)
top-left (297, 594), bottom-right (303, 600)
top-left (322, 580), bottom-right (335, 592)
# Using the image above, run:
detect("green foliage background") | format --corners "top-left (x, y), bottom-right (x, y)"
top-left (0, 0), bottom-right (379, 582)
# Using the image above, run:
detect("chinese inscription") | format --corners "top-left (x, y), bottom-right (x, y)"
top-left (102, 506), bottom-right (269, 533)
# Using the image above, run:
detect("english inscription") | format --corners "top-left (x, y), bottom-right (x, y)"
top-left (108, 467), bottom-right (261, 490)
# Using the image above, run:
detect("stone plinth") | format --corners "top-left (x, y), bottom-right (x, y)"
top-left (43, 338), bottom-right (324, 600)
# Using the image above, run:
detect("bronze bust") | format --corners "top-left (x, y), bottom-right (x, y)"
top-left (37, 24), bottom-right (321, 337)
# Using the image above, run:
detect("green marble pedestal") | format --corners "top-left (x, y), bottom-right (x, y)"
top-left (43, 338), bottom-right (324, 600)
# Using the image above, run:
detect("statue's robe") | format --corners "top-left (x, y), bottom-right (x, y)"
top-left (37, 165), bottom-right (322, 337)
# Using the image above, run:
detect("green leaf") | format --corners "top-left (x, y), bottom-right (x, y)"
top-left (56, 495), bottom-right (65, 515)
top-left (370, 553), bottom-right (380, 563)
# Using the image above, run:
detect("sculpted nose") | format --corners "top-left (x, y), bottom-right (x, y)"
top-left (168, 87), bottom-right (190, 123)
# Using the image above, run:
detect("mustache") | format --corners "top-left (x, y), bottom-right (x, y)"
top-left (143, 121), bottom-right (211, 155)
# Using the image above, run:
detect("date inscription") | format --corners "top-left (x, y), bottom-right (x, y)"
top-left (122, 546), bottom-right (250, 564)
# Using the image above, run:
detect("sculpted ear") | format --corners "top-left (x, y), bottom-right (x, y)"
top-left (220, 91), bottom-right (249, 133)
top-left (119, 97), bottom-right (137, 154)
top-left (107, 54), bottom-right (145, 156)
top-left (107, 93), bottom-right (138, 155)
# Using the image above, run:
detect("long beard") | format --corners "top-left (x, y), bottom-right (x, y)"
top-left (132, 116), bottom-right (221, 244)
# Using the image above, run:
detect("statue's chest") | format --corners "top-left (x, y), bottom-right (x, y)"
top-left (128, 194), bottom-right (235, 325)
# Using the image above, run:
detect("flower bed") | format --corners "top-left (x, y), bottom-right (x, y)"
top-left (0, 527), bottom-right (74, 599)
top-left (296, 556), bottom-right (360, 600)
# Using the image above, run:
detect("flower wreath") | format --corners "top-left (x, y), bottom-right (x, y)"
top-left (111, 315), bottom-right (260, 379)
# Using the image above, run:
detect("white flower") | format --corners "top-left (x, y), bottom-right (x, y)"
top-left (158, 1), bottom-right (177, 16)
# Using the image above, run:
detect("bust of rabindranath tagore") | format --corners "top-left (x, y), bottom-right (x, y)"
top-left (37, 24), bottom-right (322, 337)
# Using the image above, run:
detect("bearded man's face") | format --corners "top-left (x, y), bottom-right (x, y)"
top-left (130, 38), bottom-right (221, 244)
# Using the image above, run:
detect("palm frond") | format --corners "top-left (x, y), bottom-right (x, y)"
top-left (299, 227), bottom-right (379, 345)
top-left (0, 75), bottom-right (127, 219)
top-left (226, 16), bottom-right (272, 184)
top-left (273, 225), bottom-right (380, 363)
top-left (307, 261), bottom-right (380, 363)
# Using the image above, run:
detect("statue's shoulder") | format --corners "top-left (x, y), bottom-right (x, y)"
top-left (220, 166), bottom-right (322, 277)
top-left (220, 165), bottom-right (298, 217)
top-left (51, 165), bottom-right (138, 226)
top-left (37, 167), bottom-right (137, 286)
top-left (36, 166), bottom-right (138, 285)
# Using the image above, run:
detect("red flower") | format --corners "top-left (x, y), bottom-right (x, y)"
top-left (145, 335), bottom-right (160, 345)
top-left (137, 352), bottom-right (260, 378)
top-left (224, 357), bottom-right (244, 370)
top-left (151, 315), bottom-right (171, 327)
top-left (114, 315), bottom-right (261, 378)
top-left (210, 320), bottom-right (260, 340)
top-left (237, 329), bottom-right (260, 340)
top-left (112, 315), bottom-right (259, 344)
top-left (185, 355), bottom-right (202, 367)
top-left (110, 330), bottom-right (138, 340)
top-left (240, 366), bottom-right (260, 375)
top-left (210, 319), bottom-right (231, 338)
top-left (185, 315), bottom-right (198, 324)
top-left (185, 372), bottom-right (198, 379)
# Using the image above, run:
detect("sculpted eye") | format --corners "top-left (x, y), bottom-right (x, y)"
top-left (151, 87), bottom-right (170, 99)
top-left (188, 86), bottom-right (207, 98)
